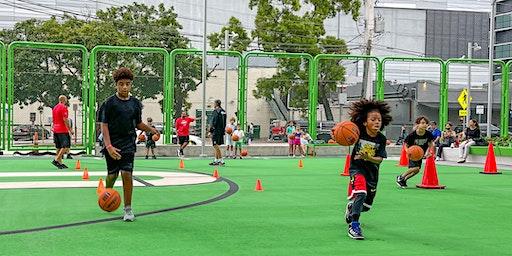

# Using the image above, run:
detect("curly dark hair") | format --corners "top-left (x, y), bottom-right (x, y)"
top-left (349, 99), bottom-right (392, 131)
top-left (113, 67), bottom-right (134, 82)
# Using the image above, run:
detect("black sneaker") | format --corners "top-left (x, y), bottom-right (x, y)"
top-left (209, 161), bottom-right (219, 166)
top-left (52, 160), bottom-right (63, 169)
top-left (61, 163), bottom-right (69, 169)
top-left (145, 155), bottom-right (149, 159)
top-left (348, 223), bottom-right (364, 240)
top-left (66, 154), bottom-right (73, 159)
top-left (152, 155), bottom-right (156, 159)
top-left (344, 201), bottom-right (353, 224)
top-left (218, 162), bottom-right (225, 166)
top-left (396, 175), bottom-right (407, 188)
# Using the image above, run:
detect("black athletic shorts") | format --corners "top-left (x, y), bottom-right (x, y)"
top-left (105, 152), bottom-right (134, 175)
top-left (178, 135), bottom-right (189, 145)
top-left (212, 133), bottom-right (224, 146)
top-left (408, 159), bottom-right (423, 169)
top-left (145, 139), bottom-right (156, 149)
top-left (54, 133), bottom-right (71, 149)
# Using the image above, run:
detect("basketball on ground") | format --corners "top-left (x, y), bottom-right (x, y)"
top-left (332, 121), bottom-right (360, 146)
top-left (407, 145), bottom-right (424, 161)
top-left (241, 149), bottom-right (248, 156)
top-left (98, 188), bottom-right (121, 212)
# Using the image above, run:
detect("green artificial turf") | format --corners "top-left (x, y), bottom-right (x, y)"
top-left (0, 156), bottom-right (511, 255)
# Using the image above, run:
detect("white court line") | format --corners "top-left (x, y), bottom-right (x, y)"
top-left (0, 171), bottom-right (217, 189)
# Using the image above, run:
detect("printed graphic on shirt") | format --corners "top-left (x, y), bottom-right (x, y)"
top-left (357, 139), bottom-right (378, 157)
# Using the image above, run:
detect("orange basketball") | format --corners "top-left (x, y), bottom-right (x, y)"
top-left (386, 139), bottom-right (391, 146)
top-left (407, 145), bottom-right (424, 161)
top-left (288, 134), bottom-right (295, 140)
top-left (333, 121), bottom-right (360, 146)
top-left (232, 134), bottom-right (240, 141)
top-left (241, 149), bottom-right (248, 156)
top-left (226, 127), bottom-right (233, 135)
top-left (138, 134), bottom-right (146, 142)
top-left (152, 133), bottom-right (160, 142)
top-left (98, 188), bottom-right (121, 212)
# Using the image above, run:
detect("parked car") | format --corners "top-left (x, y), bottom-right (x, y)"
top-left (13, 125), bottom-right (50, 141)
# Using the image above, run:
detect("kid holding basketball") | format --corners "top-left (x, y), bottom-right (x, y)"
top-left (233, 124), bottom-right (245, 159)
top-left (225, 117), bottom-right (236, 158)
top-left (396, 116), bottom-right (435, 188)
top-left (344, 99), bottom-right (392, 240)
top-left (98, 67), bottom-right (158, 222)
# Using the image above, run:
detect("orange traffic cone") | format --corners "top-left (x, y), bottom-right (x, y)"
top-left (416, 156), bottom-right (445, 189)
top-left (179, 159), bottom-right (185, 169)
top-left (298, 159), bottom-right (303, 168)
top-left (480, 143), bottom-right (502, 174)
top-left (212, 169), bottom-right (219, 179)
top-left (255, 179), bottom-right (264, 191)
top-left (398, 144), bottom-right (408, 166)
top-left (96, 178), bottom-right (105, 196)
top-left (341, 154), bottom-right (350, 176)
top-left (75, 160), bottom-right (81, 170)
top-left (82, 167), bottom-right (89, 180)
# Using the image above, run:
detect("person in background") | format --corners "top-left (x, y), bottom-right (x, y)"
top-left (225, 117), bottom-right (236, 158)
top-left (233, 124), bottom-right (245, 159)
top-left (208, 99), bottom-right (227, 166)
top-left (51, 95), bottom-right (73, 169)
top-left (436, 122), bottom-right (456, 161)
top-left (457, 119), bottom-right (481, 163)
top-left (248, 122), bottom-right (255, 144)
top-left (175, 111), bottom-right (195, 158)
top-left (286, 121), bottom-right (296, 157)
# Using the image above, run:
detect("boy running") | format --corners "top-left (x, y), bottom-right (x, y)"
top-left (396, 116), bottom-right (435, 188)
top-left (98, 67), bottom-right (158, 222)
top-left (344, 99), bottom-right (392, 240)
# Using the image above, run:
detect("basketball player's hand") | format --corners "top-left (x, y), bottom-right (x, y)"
top-left (107, 145), bottom-right (121, 160)
top-left (359, 151), bottom-right (371, 161)
top-left (424, 151), bottom-right (432, 159)
top-left (69, 130), bottom-right (74, 136)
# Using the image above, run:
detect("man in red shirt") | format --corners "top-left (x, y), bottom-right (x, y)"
top-left (175, 111), bottom-right (195, 157)
top-left (52, 95), bottom-right (73, 169)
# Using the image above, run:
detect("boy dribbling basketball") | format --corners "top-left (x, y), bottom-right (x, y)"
top-left (98, 67), bottom-right (158, 221)
top-left (344, 99), bottom-right (392, 240)
top-left (396, 116), bottom-right (435, 188)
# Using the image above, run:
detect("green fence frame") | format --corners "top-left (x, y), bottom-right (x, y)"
top-left (312, 54), bottom-right (381, 139)
top-left (88, 45), bottom-right (170, 153)
top-left (169, 49), bottom-right (243, 142)
top-left (7, 41), bottom-right (89, 151)
top-left (446, 59), bottom-right (508, 137)
top-left (242, 52), bottom-right (314, 135)
top-left (381, 56), bottom-right (447, 128)
top-left (0, 42), bottom-right (5, 151)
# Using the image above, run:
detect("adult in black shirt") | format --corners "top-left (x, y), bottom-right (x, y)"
top-left (458, 119), bottom-right (480, 163)
top-left (396, 116), bottom-right (435, 188)
top-left (98, 67), bottom-right (158, 222)
top-left (208, 99), bottom-right (227, 166)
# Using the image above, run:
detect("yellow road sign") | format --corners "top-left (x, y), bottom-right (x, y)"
top-left (458, 89), bottom-right (468, 109)
top-left (459, 109), bottom-right (467, 117)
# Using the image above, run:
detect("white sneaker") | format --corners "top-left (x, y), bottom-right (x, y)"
top-left (123, 207), bottom-right (135, 222)
top-left (435, 157), bottom-right (441, 161)
top-left (176, 149), bottom-right (181, 157)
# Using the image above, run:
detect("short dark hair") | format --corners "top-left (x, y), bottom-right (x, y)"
top-left (430, 121), bottom-right (437, 125)
top-left (214, 99), bottom-right (221, 107)
top-left (113, 67), bottom-right (134, 82)
top-left (415, 116), bottom-right (430, 125)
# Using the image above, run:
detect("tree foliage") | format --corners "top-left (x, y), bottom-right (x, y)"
top-left (0, 3), bottom-right (201, 118)
top-left (208, 17), bottom-right (252, 52)
top-left (248, 0), bottom-right (360, 121)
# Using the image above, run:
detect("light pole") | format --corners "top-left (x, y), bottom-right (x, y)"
top-left (487, 0), bottom-right (497, 138)
top-left (466, 42), bottom-right (481, 129)
top-left (200, 0), bottom-right (207, 157)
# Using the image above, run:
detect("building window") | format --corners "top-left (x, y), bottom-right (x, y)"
top-left (495, 44), bottom-right (512, 58)
top-left (496, 14), bottom-right (512, 29)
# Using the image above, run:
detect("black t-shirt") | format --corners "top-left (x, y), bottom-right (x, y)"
top-left (145, 125), bottom-right (156, 137)
top-left (465, 127), bottom-right (481, 140)
top-left (210, 107), bottom-right (227, 136)
top-left (349, 129), bottom-right (387, 185)
top-left (405, 130), bottom-right (435, 152)
top-left (98, 95), bottom-right (142, 153)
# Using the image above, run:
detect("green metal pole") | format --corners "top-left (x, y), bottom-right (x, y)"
top-left (7, 41), bottom-right (88, 151)
top-left (90, 45), bottom-right (170, 153)
top-left (0, 42), bottom-right (4, 151)
top-left (309, 56), bottom-right (317, 138)
top-left (501, 63), bottom-right (509, 137)
top-left (376, 60), bottom-right (384, 101)
top-left (440, 62), bottom-right (448, 129)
